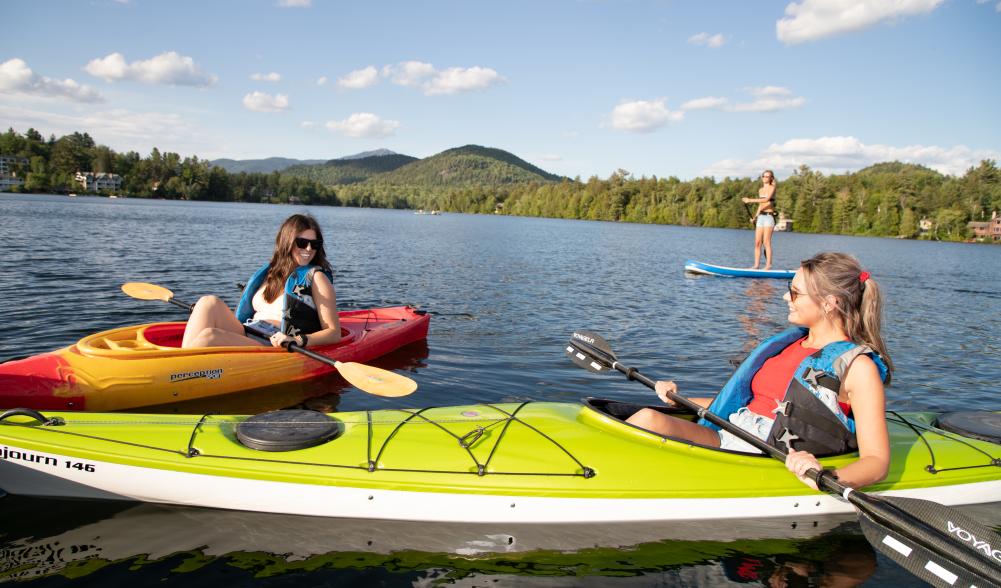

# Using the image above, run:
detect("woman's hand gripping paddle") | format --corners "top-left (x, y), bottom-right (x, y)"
top-left (566, 330), bottom-right (1001, 588)
top-left (122, 282), bottom-right (417, 398)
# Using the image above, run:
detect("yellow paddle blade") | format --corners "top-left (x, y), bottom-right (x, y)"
top-left (334, 361), bottom-right (418, 397)
top-left (122, 282), bottom-right (174, 303)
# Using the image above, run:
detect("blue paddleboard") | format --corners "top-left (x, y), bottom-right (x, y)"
top-left (684, 260), bottom-right (795, 279)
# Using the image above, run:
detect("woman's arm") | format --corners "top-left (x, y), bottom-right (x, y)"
top-left (785, 356), bottom-right (889, 489)
top-left (654, 380), bottom-right (714, 408)
top-left (301, 272), bottom-right (342, 347)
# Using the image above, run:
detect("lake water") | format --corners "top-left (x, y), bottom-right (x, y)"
top-left (2, 193), bottom-right (1000, 586)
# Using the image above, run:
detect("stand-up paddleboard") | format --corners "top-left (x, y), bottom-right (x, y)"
top-left (684, 260), bottom-right (795, 279)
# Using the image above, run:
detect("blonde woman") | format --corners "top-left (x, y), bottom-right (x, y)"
top-left (627, 252), bottom-right (892, 490)
top-left (742, 170), bottom-right (777, 269)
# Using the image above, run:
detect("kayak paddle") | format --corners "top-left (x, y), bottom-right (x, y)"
top-left (566, 330), bottom-right (1001, 588)
top-left (121, 282), bottom-right (418, 398)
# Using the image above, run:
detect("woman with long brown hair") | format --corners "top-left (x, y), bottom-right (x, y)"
top-left (627, 252), bottom-right (892, 489)
top-left (181, 214), bottom-right (341, 349)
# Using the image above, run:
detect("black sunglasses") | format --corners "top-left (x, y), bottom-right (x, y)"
top-left (294, 237), bottom-right (323, 250)
top-left (787, 281), bottom-right (802, 302)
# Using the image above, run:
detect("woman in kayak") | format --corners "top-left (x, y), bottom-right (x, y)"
top-left (742, 170), bottom-right (777, 270)
top-left (181, 213), bottom-right (341, 349)
top-left (627, 252), bottom-right (893, 489)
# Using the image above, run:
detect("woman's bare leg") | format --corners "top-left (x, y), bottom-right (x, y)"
top-left (626, 409), bottom-right (721, 446)
top-left (182, 295), bottom-right (251, 348)
top-left (752, 226), bottom-right (764, 269)
top-left (186, 327), bottom-right (263, 348)
top-left (762, 226), bottom-right (775, 270)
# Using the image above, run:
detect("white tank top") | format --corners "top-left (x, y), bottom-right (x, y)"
top-left (251, 286), bottom-right (283, 322)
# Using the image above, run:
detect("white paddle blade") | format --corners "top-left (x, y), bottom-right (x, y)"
top-left (334, 361), bottom-right (418, 397)
top-left (122, 282), bottom-right (174, 303)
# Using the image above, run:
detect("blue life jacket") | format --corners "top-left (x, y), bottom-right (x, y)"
top-left (699, 327), bottom-right (889, 456)
top-left (235, 263), bottom-right (334, 337)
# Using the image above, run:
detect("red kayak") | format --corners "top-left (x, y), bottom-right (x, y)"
top-left (0, 306), bottom-right (429, 411)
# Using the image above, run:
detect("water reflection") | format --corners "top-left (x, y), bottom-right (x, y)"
top-left (0, 496), bottom-right (878, 586)
top-left (736, 280), bottom-right (780, 355)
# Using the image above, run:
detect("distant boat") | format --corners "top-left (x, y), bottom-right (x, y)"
top-left (67, 193), bottom-right (77, 197)
top-left (108, 195), bottom-right (118, 199)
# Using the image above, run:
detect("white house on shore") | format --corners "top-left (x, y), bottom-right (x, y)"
top-left (0, 155), bottom-right (29, 191)
top-left (75, 171), bottom-right (123, 192)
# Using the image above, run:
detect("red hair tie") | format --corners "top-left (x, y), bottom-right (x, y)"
top-left (859, 271), bottom-right (871, 284)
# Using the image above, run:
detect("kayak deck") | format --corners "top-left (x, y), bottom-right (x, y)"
top-left (1, 400), bottom-right (998, 522)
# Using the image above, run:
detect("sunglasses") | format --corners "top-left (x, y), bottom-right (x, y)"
top-left (787, 281), bottom-right (803, 302)
top-left (294, 237), bottom-right (323, 250)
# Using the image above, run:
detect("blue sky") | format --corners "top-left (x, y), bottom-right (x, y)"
top-left (2, 0), bottom-right (999, 179)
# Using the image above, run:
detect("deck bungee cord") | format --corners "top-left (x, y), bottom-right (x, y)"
top-left (0, 403), bottom-right (596, 478)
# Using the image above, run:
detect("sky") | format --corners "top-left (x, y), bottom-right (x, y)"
top-left (1, 0), bottom-right (999, 180)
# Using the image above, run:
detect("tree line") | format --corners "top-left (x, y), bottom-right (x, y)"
top-left (3, 128), bottom-right (999, 240)
top-left (0, 128), bottom-right (339, 204)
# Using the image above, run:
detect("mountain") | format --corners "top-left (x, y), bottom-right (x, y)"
top-left (283, 153), bottom-right (419, 185)
top-left (854, 161), bottom-right (942, 177)
top-left (371, 145), bottom-right (563, 186)
top-left (337, 149), bottom-right (398, 161)
top-left (210, 157), bottom-right (327, 174)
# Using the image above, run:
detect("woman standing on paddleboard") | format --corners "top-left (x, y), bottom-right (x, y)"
top-left (627, 252), bottom-right (893, 490)
top-left (181, 213), bottom-right (341, 349)
top-left (743, 170), bottom-right (777, 270)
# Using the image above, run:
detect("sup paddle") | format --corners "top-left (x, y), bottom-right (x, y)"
top-left (121, 282), bottom-right (418, 398)
top-left (566, 330), bottom-right (1001, 588)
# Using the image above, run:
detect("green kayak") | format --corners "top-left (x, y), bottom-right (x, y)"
top-left (1, 399), bottom-right (999, 523)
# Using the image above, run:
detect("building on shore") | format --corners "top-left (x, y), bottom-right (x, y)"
top-left (0, 175), bottom-right (24, 191)
top-left (775, 211), bottom-right (794, 232)
top-left (0, 155), bottom-right (29, 192)
top-left (919, 218), bottom-right (934, 233)
top-left (75, 172), bottom-right (123, 192)
top-left (0, 155), bottom-right (29, 175)
top-left (967, 211), bottom-right (1001, 241)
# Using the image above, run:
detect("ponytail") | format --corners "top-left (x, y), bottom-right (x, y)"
top-left (801, 252), bottom-right (894, 379)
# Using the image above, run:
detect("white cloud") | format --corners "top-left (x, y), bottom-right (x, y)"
top-left (337, 66), bottom-right (379, 90)
top-left (732, 95), bottom-right (806, 112)
top-left (608, 99), bottom-right (684, 133)
top-left (325, 113), bottom-right (400, 138)
top-left (242, 91), bottom-right (289, 112)
top-left (251, 72), bottom-right (282, 83)
top-left (0, 58), bottom-right (103, 103)
top-left (702, 136), bottom-right (1001, 178)
top-left (996, 1), bottom-right (1000, 11)
top-left (276, 0), bottom-right (311, 6)
top-left (0, 102), bottom-right (213, 156)
top-left (316, 76), bottom-right (328, 86)
top-left (382, 61), bottom-right (436, 87)
top-left (382, 61), bottom-right (503, 95)
top-left (747, 86), bottom-right (792, 97)
top-left (681, 96), bottom-right (729, 110)
top-left (300, 120), bottom-right (317, 129)
top-left (776, 0), bottom-right (944, 44)
top-left (85, 51), bottom-right (216, 86)
top-left (424, 66), bottom-right (503, 95)
top-left (688, 32), bottom-right (727, 48)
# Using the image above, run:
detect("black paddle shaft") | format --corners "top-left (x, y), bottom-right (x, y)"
top-left (566, 331), bottom-right (1001, 586)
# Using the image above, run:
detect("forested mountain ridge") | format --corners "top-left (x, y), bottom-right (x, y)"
top-left (282, 153), bottom-right (419, 185)
top-left (210, 157), bottom-right (327, 174)
top-left (2, 127), bottom-right (998, 242)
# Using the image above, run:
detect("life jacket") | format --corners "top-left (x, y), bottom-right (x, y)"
top-left (235, 263), bottom-right (334, 337)
top-left (698, 327), bottom-right (889, 457)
